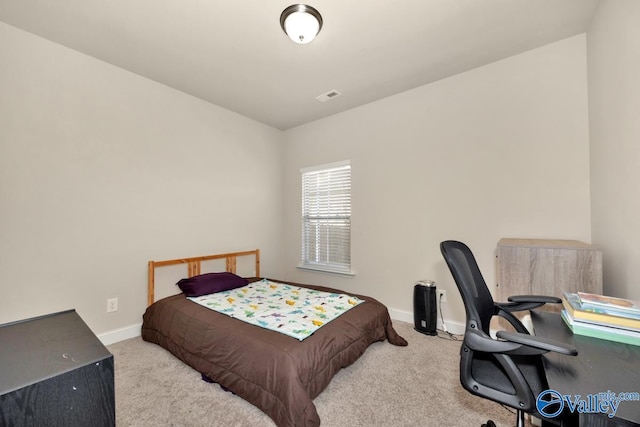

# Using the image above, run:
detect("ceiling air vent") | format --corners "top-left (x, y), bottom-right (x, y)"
top-left (316, 90), bottom-right (342, 102)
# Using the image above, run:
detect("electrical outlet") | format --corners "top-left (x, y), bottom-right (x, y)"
top-left (438, 290), bottom-right (447, 303)
top-left (107, 297), bottom-right (118, 313)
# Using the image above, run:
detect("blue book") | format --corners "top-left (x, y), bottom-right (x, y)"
top-left (561, 309), bottom-right (640, 346)
top-left (577, 292), bottom-right (640, 320)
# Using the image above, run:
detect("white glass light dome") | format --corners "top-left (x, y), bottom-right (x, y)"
top-left (280, 4), bottom-right (323, 45)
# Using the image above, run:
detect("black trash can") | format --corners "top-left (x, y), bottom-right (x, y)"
top-left (414, 281), bottom-right (437, 335)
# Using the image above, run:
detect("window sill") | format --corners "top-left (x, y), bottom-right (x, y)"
top-left (296, 265), bottom-right (355, 277)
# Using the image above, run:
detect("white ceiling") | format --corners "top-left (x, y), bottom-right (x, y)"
top-left (0, 0), bottom-right (599, 130)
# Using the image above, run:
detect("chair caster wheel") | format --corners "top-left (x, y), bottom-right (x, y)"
top-left (481, 421), bottom-right (497, 427)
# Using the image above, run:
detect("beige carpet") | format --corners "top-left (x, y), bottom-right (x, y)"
top-left (108, 321), bottom-right (521, 426)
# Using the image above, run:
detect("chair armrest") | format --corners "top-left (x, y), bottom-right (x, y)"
top-left (508, 295), bottom-right (562, 304)
top-left (496, 295), bottom-right (562, 314)
top-left (496, 330), bottom-right (578, 356)
top-left (464, 328), bottom-right (524, 353)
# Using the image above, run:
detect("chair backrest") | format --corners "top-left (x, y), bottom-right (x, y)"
top-left (440, 240), bottom-right (495, 334)
top-left (440, 240), bottom-right (550, 416)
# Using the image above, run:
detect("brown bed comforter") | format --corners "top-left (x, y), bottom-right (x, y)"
top-left (141, 278), bottom-right (407, 427)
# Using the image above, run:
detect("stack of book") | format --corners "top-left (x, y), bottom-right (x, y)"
top-left (561, 292), bottom-right (640, 346)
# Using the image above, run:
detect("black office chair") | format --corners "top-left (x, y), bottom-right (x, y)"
top-left (440, 240), bottom-right (577, 427)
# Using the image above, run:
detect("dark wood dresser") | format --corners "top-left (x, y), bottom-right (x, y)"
top-left (0, 309), bottom-right (115, 426)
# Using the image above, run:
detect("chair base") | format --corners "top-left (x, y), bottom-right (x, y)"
top-left (480, 410), bottom-right (525, 427)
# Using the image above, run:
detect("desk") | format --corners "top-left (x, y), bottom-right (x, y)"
top-left (531, 311), bottom-right (640, 427)
top-left (0, 310), bottom-right (115, 426)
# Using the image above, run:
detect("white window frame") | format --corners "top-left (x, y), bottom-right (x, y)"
top-left (298, 160), bottom-right (353, 276)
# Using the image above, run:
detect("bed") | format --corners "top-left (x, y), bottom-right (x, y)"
top-left (141, 249), bottom-right (407, 427)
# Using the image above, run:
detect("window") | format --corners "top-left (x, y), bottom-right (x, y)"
top-left (300, 160), bottom-right (352, 275)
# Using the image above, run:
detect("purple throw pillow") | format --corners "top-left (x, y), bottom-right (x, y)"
top-left (176, 272), bottom-right (248, 297)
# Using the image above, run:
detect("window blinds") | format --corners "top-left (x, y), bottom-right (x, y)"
top-left (301, 161), bottom-right (351, 273)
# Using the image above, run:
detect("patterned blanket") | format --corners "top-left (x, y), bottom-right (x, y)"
top-left (188, 279), bottom-right (364, 340)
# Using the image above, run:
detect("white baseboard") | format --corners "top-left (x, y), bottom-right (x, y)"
top-left (98, 310), bottom-right (465, 346)
top-left (388, 307), bottom-right (414, 324)
top-left (98, 322), bottom-right (142, 346)
top-left (388, 307), bottom-right (465, 335)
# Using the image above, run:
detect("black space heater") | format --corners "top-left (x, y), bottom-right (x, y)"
top-left (414, 280), bottom-right (437, 335)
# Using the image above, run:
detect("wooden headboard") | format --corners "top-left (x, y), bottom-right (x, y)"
top-left (147, 249), bottom-right (260, 306)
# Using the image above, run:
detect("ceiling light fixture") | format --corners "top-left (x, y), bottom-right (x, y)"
top-left (280, 4), bottom-right (323, 45)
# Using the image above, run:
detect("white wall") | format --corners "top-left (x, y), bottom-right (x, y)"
top-left (0, 22), bottom-right (285, 336)
top-left (0, 21), bottom-right (604, 338)
top-left (588, 0), bottom-right (640, 301)
top-left (282, 35), bottom-right (592, 327)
